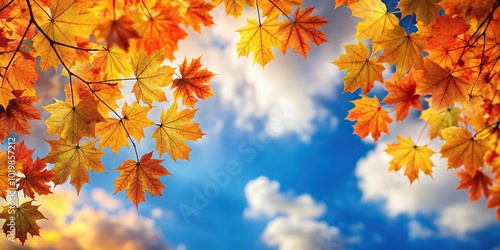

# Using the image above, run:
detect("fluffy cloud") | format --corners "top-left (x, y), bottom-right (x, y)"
top-left (2, 186), bottom-right (171, 250)
top-left (174, 4), bottom-right (358, 141)
top-left (355, 120), bottom-right (497, 239)
top-left (244, 176), bottom-right (326, 219)
top-left (244, 176), bottom-right (341, 250)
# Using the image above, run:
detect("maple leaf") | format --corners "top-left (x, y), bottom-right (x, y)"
top-left (487, 185), bottom-right (500, 220)
top-left (397, 0), bottom-right (442, 25)
top-left (90, 46), bottom-right (133, 81)
top-left (18, 157), bottom-right (54, 199)
top-left (259, 0), bottom-right (302, 17)
top-left (332, 41), bottom-right (385, 94)
top-left (96, 101), bottom-right (154, 154)
top-left (211, 0), bottom-right (255, 18)
top-left (32, 0), bottom-right (99, 70)
top-left (0, 90), bottom-right (41, 142)
top-left (278, 7), bottom-right (328, 57)
top-left (346, 95), bottom-right (393, 141)
top-left (132, 49), bottom-right (175, 106)
top-left (151, 102), bottom-right (205, 161)
top-left (236, 14), bottom-right (283, 67)
top-left (424, 14), bottom-right (470, 49)
top-left (456, 170), bottom-right (492, 202)
top-left (134, 3), bottom-right (187, 60)
top-left (374, 26), bottom-right (425, 76)
top-left (348, 0), bottom-right (399, 39)
top-left (0, 201), bottom-right (47, 245)
top-left (416, 59), bottom-right (472, 111)
top-left (44, 97), bottom-right (105, 144)
top-left (385, 136), bottom-right (434, 183)
top-left (182, 0), bottom-right (215, 33)
top-left (172, 57), bottom-right (215, 108)
top-left (43, 139), bottom-right (106, 194)
top-left (94, 15), bottom-right (140, 50)
top-left (420, 105), bottom-right (461, 139)
top-left (114, 151), bottom-right (170, 208)
top-left (440, 127), bottom-right (490, 175)
top-left (0, 55), bottom-right (39, 96)
top-left (383, 71), bottom-right (422, 121)
top-left (0, 87), bottom-right (15, 108)
top-left (335, 0), bottom-right (356, 9)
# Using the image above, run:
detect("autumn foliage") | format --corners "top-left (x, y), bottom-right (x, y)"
top-left (0, 0), bottom-right (500, 245)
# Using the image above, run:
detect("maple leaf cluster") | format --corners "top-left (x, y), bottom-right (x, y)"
top-left (332, 0), bottom-right (500, 220)
top-left (1, 0), bottom-right (216, 244)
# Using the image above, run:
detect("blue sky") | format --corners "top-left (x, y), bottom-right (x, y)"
top-left (2, 0), bottom-right (500, 249)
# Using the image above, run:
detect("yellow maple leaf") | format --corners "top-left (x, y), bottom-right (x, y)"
top-left (90, 46), bottom-right (133, 81)
top-left (32, 0), bottom-right (99, 70)
top-left (374, 25), bottom-right (425, 76)
top-left (385, 136), bottom-right (434, 183)
top-left (397, 0), bottom-right (442, 25)
top-left (236, 14), bottom-right (283, 67)
top-left (43, 139), bottom-right (106, 194)
top-left (440, 127), bottom-right (490, 175)
top-left (420, 104), bottom-right (461, 139)
top-left (333, 41), bottom-right (385, 93)
top-left (348, 0), bottom-right (399, 39)
top-left (132, 49), bottom-right (175, 106)
top-left (151, 102), bottom-right (204, 161)
top-left (0, 87), bottom-right (15, 108)
top-left (43, 98), bottom-right (105, 143)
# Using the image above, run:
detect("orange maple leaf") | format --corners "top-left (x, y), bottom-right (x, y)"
top-left (416, 59), bottom-right (472, 111)
top-left (383, 71), bottom-right (422, 121)
top-left (94, 15), bottom-right (140, 51)
top-left (172, 57), bottom-right (215, 108)
top-left (18, 157), bottom-right (54, 199)
top-left (0, 201), bottom-right (47, 245)
top-left (43, 139), bottom-right (106, 194)
top-left (334, 0), bottom-right (356, 9)
top-left (346, 95), bottom-right (393, 141)
top-left (182, 0), bottom-right (215, 33)
top-left (333, 41), bottom-right (385, 94)
top-left (134, 3), bottom-right (187, 60)
top-left (440, 127), bottom-right (490, 175)
top-left (279, 7), bottom-right (328, 58)
top-left (151, 102), bottom-right (205, 161)
top-left (0, 90), bottom-right (41, 142)
top-left (0, 55), bottom-right (39, 96)
top-left (385, 136), bottom-right (434, 183)
top-left (114, 151), bottom-right (170, 208)
top-left (259, 0), bottom-right (302, 17)
top-left (457, 170), bottom-right (492, 202)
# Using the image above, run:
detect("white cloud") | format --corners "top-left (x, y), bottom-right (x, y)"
top-left (244, 176), bottom-right (326, 219)
top-left (91, 187), bottom-right (122, 210)
top-left (262, 217), bottom-right (341, 250)
top-left (355, 120), bottom-right (497, 239)
top-left (174, 4), bottom-right (359, 141)
top-left (244, 176), bottom-right (343, 250)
